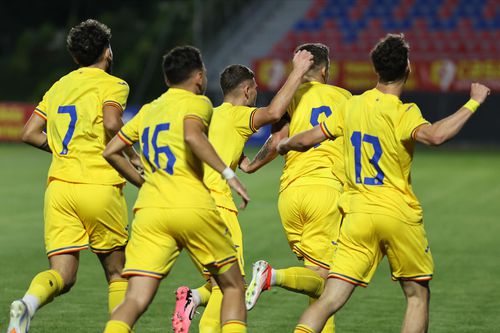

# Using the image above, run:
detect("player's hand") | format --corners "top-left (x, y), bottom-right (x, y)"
top-left (238, 155), bottom-right (251, 173)
top-left (292, 49), bottom-right (314, 76)
top-left (277, 138), bottom-right (289, 155)
top-left (129, 155), bottom-right (144, 175)
top-left (470, 83), bottom-right (490, 104)
top-left (227, 176), bottom-right (250, 209)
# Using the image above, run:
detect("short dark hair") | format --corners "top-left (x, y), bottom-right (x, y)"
top-left (162, 46), bottom-right (204, 85)
top-left (370, 34), bottom-right (410, 83)
top-left (67, 19), bottom-right (111, 66)
top-left (220, 65), bottom-right (255, 95)
top-left (294, 43), bottom-right (329, 71)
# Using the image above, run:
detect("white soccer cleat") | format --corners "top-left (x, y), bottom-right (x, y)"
top-left (245, 260), bottom-right (272, 311)
top-left (7, 300), bottom-right (31, 333)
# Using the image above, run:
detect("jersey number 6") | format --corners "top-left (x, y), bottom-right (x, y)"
top-left (141, 123), bottom-right (176, 174)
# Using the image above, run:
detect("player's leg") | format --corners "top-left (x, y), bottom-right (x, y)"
top-left (8, 253), bottom-right (79, 333)
top-left (298, 212), bottom-right (383, 332)
top-left (83, 183), bottom-right (129, 314)
top-left (97, 250), bottom-right (127, 314)
top-left (247, 185), bottom-right (339, 315)
top-left (212, 263), bottom-right (246, 333)
top-left (103, 207), bottom-right (180, 332)
top-left (400, 280), bottom-right (430, 333)
top-left (383, 217), bottom-right (433, 333)
top-left (294, 278), bottom-right (356, 333)
top-left (198, 207), bottom-right (243, 333)
top-left (104, 276), bottom-right (161, 333)
top-left (182, 208), bottom-right (246, 332)
top-left (8, 180), bottom-right (86, 332)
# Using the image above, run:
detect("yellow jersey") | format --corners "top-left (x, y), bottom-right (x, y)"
top-left (280, 81), bottom-right (351, 192)
top-left (204, 102), bottom-right (257, 212)
top-left (34, 67), bottom-right (129, 185)
top-left (320, 88), bottom-right (430, 223)
top-left (118, 88), bottom-right (217, 210)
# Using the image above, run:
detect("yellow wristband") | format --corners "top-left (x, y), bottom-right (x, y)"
top-left (463, 99), bottom-right (480, 113)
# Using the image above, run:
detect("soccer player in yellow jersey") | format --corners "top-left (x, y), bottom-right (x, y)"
top-left (172, 50), bottom-right (314, 333)
top-left (240, 43), bottom-right (351, 332)
top-left (276, 34), bottom-right (491, 333)
top-left (101, 46), bottom-right (251, 333)
top-left (7, 19), bottom-right (140, 333)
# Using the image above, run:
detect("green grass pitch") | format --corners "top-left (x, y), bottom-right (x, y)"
top-left (1, 144), bottom-right (499, 332)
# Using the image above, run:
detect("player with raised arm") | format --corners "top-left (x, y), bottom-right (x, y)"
top-left (101, 46), bottom-right (250, 333)
top-left (7, 19), bottom-right (140, 333)
top-left (171, 50), bottom-right (313, 333)
top-left (241, 43), bottom-right (351, 332)
top-left (276, 34), bottom-right (491, 333)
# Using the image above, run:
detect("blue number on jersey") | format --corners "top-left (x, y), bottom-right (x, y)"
top-left (142, 123), bottom-right (176, 174)
top-left (57, 105), bottom-right (77, 155)
top-left (310, 106), bottom-right (332, 148)
top-left (350, 131), bottom-right (384, 185)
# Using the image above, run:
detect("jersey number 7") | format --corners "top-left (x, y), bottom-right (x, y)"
top-left (58, 105), bottom-right (78, 155)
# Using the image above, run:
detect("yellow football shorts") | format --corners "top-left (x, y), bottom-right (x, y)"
top-left (44, 180), bottom-right (128, 257)
top-left (203, 206), bottom-right (244, 277)
top-left (123, 207), bottom-right (238, 279)
top-left (329, 212), bottom-right (434, 287)
top-left (278, 184), bottom-right (342, 270)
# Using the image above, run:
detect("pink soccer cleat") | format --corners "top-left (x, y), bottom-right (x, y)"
top-left (172, 286), bottom-right (196, 333)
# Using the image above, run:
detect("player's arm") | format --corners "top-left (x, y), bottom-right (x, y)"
top-left (239, 118), bottom-right (289, 174)
top-left (414, 83), bottom-right (490, 146)
top-left (103, 135), bottom-right (144, 188)
top-left (252, 50), bottom-right (313, 130)
top-left (103, 104), bottom-right (143, 171)
top-left (277, 124), bottom-right (329, 155)
top-left (184, 117), bottom-right (250, 209)
top-left (22, 112), bottom-right (51, 153)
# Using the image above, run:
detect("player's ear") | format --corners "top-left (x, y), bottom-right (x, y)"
top-left (243, 83), bottom-right (250, 99)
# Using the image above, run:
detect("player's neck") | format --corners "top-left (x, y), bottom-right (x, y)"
top-left (375, 81), bottom-right (404, 97)
top-left (86, 60), bottom-right (108, 72)
top-left (169, 82), bottom-right (202, 95)
top-left (223, 95), bottom-right (247, 106)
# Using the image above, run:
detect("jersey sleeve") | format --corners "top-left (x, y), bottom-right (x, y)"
top-left (117, 105), bottom-right (146, 145)
top-left (33, 91), bottom-right (49, 120)
top-left (319, 101), bottom-right (345, 139)
top-left (103, 79), bottom-right (130, 112)
top-left (235, 106), bottom-right (258, 138)
top-left (398, 103), bottom-right (430, 141)
top-left (184, 96), bottom-right (213, 126)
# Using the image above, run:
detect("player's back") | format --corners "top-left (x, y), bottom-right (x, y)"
top-left (125, 88), bottom-right (216, 210)
top-left (204, 102), bottom-right (256, 211)
top-left (339, 88), bottom-right (429, 222)
top-left (36, 67), bottom-right (129, 185)
top-left (281, 81), bottom-right (351, 192)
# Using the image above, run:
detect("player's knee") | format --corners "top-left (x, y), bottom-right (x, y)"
top-left (403, 281), bottom-right (430, 304)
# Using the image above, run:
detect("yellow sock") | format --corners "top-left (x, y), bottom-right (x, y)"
top-left (108, 279), bottom-right (128, 314)
top-left (199, 286), bottom-right (222, 333)
top-left (221, 320), bottom-right (246, 333)
top-left (294, 324), bottom-right (316, 333)
top-left (275, 267), bottom-right (324, 298)
top-left (309, 297), bottom-right (335, 333)
top-left (195, 281), bottom-right (213, 307)
top-left (25, 269), bottom-right (64, 309)
top-left (103, 320), bottom-right (132, 333)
